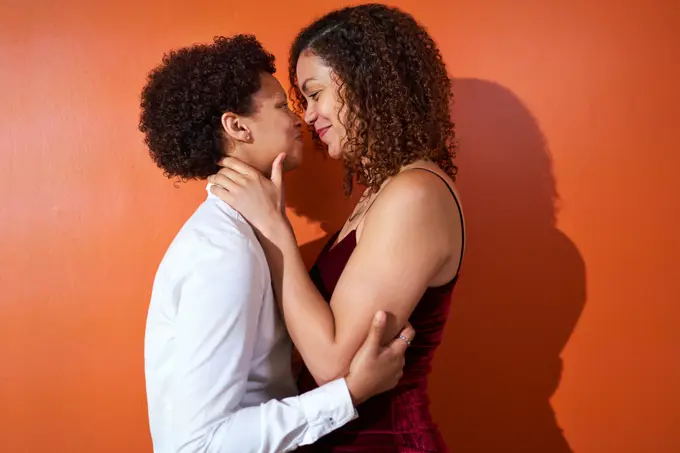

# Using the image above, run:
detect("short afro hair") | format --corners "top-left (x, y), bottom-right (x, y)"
top-left (139, 35), bottom-right (276, 180)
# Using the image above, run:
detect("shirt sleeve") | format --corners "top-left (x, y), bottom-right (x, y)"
top-left (169, 235), bottom-right (357, 453)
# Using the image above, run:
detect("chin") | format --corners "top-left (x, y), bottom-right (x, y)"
top-left (326, 145), bottom-right (343, 160)
top-left (284, 150), bottom-right (303, 172)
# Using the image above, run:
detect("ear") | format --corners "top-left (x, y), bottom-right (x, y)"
top-left (221, 112), bottom-right (252, 143)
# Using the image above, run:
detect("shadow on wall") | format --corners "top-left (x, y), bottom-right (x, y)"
top-left (285, 132), bottom-right (359, 268)
top-left (428, 78), bottom-right (587, 452)
top-left (285, 78), bottom-right (587, 453)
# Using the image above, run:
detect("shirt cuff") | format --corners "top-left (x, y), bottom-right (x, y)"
top-left (297, 378), bottom-right (358, 440)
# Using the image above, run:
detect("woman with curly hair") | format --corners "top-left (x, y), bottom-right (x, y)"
top-left (139, 34), bottom-right (413, 453)
top-left (209, 4), bottom-right (465, 452)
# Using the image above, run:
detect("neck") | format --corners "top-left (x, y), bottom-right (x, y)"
top-left (228, 145), bottom-right (271, 179)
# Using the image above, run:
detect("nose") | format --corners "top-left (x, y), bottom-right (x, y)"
top-left (304, 105), bottom-right (317, 125)
top-left (286, 107), bottom-right (302, 128)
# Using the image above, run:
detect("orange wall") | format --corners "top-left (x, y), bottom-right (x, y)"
top-left (1, 1), bottom-right (678, 452)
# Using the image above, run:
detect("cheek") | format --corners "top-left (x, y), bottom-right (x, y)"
top-left (325, 99), bottom-right (346, 135)
top-left (330, 109), bottom-right (347, 140)
top-left (322, 96), bottom-right (340, 122)
top-left (260, 117), bottom-right (287, 139)
top-left (275, 117), bottom-right (295, 144)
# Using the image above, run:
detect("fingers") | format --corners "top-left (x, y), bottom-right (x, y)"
top-left (209, 167), bottom-right (248, 188)
top-left (392, 347), bottom-right (406, 386)
top-left (220, 156), bottom-right (258, 178)
top-left (210, 172), bottom-right (240, 192)
top-left (387, 349), bottom-right (405, 389)
top-left (209, 184), bottom-right (233, 204)
top-left (361, 310), bottom-right (386, 353)
top-left (271, 153), bottom-right (286, 190)
top-left (399, 322), bottom-right (415, 344)
top-left (387, 322), bottom-right (416, 354)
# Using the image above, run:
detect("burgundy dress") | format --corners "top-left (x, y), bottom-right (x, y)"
top-left (298, 169), bottom-right (464, 453)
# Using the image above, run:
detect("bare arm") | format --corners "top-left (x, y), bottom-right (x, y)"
top-left (258, 171), bottom-right (461, 384)
top-left (209, 160), bottom-right (462, 385)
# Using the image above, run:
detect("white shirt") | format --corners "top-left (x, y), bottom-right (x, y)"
top-left (144, 186), bottom-right (357, 453)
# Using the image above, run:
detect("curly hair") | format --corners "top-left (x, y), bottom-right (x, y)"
top-left (139, 35), bottom-right (276, 180)
top-left (289, 4), bottom-right (456, 194)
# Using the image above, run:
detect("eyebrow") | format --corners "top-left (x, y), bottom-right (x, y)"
top-left (300, 78), bottom-right (316, 94)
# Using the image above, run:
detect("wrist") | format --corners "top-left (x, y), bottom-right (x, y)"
top-left (260, 211), bottom-right (290, 242)
top-left (344, 374), bottom-right (365, 406)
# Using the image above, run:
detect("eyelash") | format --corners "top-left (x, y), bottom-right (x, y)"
top-left (309, 91), bottom-right (320, 101)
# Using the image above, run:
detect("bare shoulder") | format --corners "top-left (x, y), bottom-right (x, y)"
top-left (366, 164), bottom-right (462, 223)
top-left (359, 164), bottom-right (464, 284)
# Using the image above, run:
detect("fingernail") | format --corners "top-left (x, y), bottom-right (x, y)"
top-left (374, 311), bottom-right (385, 325)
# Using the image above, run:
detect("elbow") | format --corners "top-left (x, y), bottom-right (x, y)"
top-left (306, 356), bottom-right (350, 387)
top-left (311, 368), bottom-right (348, 387)
top-left (173, 429), bottom-right (214, 453)
top-left (175, 439), bottom-right (207, 453)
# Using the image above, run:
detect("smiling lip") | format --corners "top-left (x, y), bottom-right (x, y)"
top-left (316, 126), bottom-right (330, 140)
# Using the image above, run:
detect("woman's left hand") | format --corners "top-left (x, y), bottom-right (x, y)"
top-left (208, 153), bottom-right (287, 238)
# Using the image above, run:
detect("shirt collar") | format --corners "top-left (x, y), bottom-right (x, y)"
top-left (205, 183), bottom-right (240, 219)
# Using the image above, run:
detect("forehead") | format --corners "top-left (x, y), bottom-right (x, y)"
top-left (296, 52), bottom-right (332, 88)
top-left (253, 72), bottom-right (286, 102)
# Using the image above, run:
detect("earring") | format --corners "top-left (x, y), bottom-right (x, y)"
top-left (245, 133), bottom-right (251, 141)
